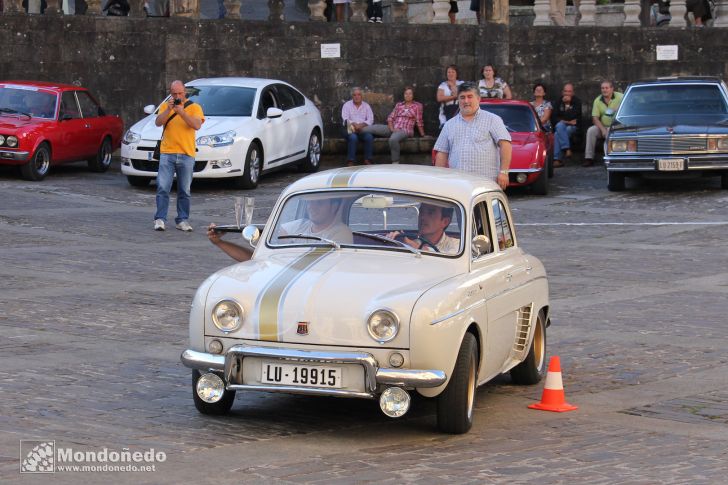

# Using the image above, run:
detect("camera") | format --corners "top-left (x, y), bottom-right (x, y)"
top-left (173, 98), bottom-right (182, 106)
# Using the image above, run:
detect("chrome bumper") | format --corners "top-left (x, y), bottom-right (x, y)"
top-left (0, 149), bottom-right (30, 161)
top-left (605, 154), bottom-right (728, 171)
top-left (181, 345), bottom-right (447, 399)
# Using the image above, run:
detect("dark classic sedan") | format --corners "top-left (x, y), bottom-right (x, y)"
top-left (604, 77), bottom-right (728, 191)
top-left (0, 81), bottom-right (123, 181)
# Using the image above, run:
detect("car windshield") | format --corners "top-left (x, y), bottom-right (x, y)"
top-left (269, 191), bottom-right (464, 256)
top-left (618, 84), bottom-right (728, 117)
top-left (480, 104), bottom-right (538, 132)
top-left (184, 85), bottom-right (256, 117)
top-left (0, 86), bottom-right (57, 119)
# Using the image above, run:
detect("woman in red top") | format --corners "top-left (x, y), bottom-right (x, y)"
top-left (363, 86), bottom-right (426, 164)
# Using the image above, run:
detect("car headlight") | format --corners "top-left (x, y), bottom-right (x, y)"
top-left (367, 310), bottom-right (400, 343)
top-left (123, 130), bottom-right (141, 145)
top-left (717, 138), bottom-right (728, 150)
top-left (211, 300), bottom-right (244, 333)
top-left (6, 136), bottom-right (18, 148)
top-left (609, 140), bottom-right (628, 153)
top-left (197, 130), bottom-right (236, 148)
top-left (0, 135), bottom-right (5, 145)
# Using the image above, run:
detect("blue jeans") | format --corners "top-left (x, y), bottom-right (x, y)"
top-left (155, 153), bottom-right (194, 224)
top-left (553, 121), bottom-right (577, 160)
top-left (345, 132), bottom-right (374, 162)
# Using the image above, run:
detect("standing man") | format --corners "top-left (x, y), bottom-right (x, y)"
top-left (153, 80), bottom-right (204, 232)
top-left (552, 82), bottom-right (582, 167)
top-left (434, 82), bottom-right (512, 190)
top-left (583, 80), bottom-right (623, 167)
top-left (341, 87), bottom-right (374, 166)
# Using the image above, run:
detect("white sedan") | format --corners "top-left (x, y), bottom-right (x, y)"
top-left (181, 165), bottom-right (550, 434)
top-left (120, 77), bottom-right (323, 188)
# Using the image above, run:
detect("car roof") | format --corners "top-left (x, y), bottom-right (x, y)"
top-left (0, 80), bottom-right (82, 91)
top-left (186, 77), bottom-right (284, 89)
top-left (282, 165), bottom-right (502, 203)
top-left (630, 76), bottom-right (724, 86)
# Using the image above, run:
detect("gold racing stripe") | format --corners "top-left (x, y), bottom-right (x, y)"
top-left (329, 166), bottom-right (363, 188)
top-left (258, 247), bottom-right (333, 341)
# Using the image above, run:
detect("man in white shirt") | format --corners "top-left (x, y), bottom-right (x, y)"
top-left (341, 87), bottom-right (374, 166)
top-left (280, 198), bottom-right (353, 244)
top-left (387, 203), bottom-right (460, 254)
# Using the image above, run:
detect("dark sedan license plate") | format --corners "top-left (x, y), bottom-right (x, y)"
top-left (656, 159), bottom-right (685, 171)
top-left (262, 362), bottom-right (343, 388)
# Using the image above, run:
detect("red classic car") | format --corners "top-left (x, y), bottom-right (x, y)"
top-left (432, 99), bottom-right (554, 195)
top-left (0, 81), bottom-right (123, 180)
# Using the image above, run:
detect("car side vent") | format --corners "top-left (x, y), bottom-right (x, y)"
top-left (513, 304), bottom-right (533, 353)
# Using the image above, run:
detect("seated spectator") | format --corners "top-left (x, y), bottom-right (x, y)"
top-left (686, 0), bottom-right (712, 26)
top-left (362, 86), bottom-right (425, 164)
top-left (552, 83), bottom-right (582, 168)
top-left (367, 0), bottom-right (382, 22)
top-left (449, 1), bottom-right (458, 23)
top-left (584, 80), bottom-right (623, 167)
top-left (437, 64), bottom-right (463, 129)
top-left (530, 83), bottom-right (553, 132)
top-left (478, 64), bottom-right (512, 100)
top-left (341, 87), bottom-right (374, 166)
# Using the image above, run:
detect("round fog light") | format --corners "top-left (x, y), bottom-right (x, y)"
top-left (389, 352), bottom-right (404, 368)
top-left (379, 387), bottom-right (410, 418)
top-left (196, 373), bottom-right (225, 403)
top-left (516, 173), bottom-right (528, 184)
top-left (208, 339), bottom-right (223, 354)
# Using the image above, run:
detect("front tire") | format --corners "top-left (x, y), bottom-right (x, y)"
top-left (721, 172), bottom-right (728, 190)
top-left (532, 170), bottom-right (549, 195)
top-left (607, 171), bottom-right (626, 191)
top-left (192, 370), bottom-right (236, 415)
top-left (88, 137), bottom-right (113, 172)
top-left (437, 332), bottom-right (478, 434)
top-left (233, 142), bottom-right (261, 189)
top-left (298, 129), bottom-right (322, 173)
top-left (20, 143), bottom-right (51, 181)
top-left (126, 175), bottom-right (152, 187)
top-left (510, 310), bottom-right (547, 385)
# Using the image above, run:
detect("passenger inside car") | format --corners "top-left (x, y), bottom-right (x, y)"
top-left (277, 197), bottom-right (353, 244)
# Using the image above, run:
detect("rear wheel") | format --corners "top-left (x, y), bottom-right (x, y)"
top-left (20, 143), bottom-right (51, 181)
top-left (126, 175), bottom-right (152, 187)
top-left (298, 129), bottom-right (322, 173)
top-left (547, 151), bottom-right (554, 178)
top-left (531, 170), bottom-right (549, 195)
top-left (437, 332), bottom-right (478, 434)
top-left (510, 310), bottom-right (547, 385)
top-left (607, 171), bottom-right (626, 191)
top-left (192, 370), bottom-right (236, 415)
top-left (233, 142), bottom-right (261, 189)
top-left (721, 172), bottom-right (728, 190)
top-left (88, 137), bottom-right (113, 172)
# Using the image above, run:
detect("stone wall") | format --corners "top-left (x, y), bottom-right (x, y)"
top-left (1, 15), bottom-right (726, 142)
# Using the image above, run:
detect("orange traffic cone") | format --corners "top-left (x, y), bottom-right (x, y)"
top-left (528, 356), bottom-right (578, 412)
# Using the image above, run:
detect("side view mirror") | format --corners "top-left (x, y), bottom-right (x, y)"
top-left (143, 104), bottom-right (156, 115)
top-left (471, 234), bottom-right (491, 258)
top-left (242, 225), bottom-right (260, 248)
top-left (266, 107), bottom-right (283, 119)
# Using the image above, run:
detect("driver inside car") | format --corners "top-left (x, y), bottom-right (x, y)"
top-left (386, 203), bottom-right (460, 254)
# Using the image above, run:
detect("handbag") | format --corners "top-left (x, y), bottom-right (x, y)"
top-left (152, 100), bottom-right (193, 161)
top-left (443, 103), bottom-right (459, 120)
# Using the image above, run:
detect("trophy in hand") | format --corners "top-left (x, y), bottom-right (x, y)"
top-left (234, 197), bottom-right (244, 229)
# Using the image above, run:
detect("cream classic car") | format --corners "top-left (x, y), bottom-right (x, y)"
top-left (181, 165), bottom-right (550, 434)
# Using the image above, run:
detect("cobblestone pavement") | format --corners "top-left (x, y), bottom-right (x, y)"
top-left (1, 157), bottom-right (727, 484)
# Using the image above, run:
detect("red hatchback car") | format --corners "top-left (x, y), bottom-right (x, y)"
top-left (0, 81), bottom-right (123, 180)
top-left (433, 99), bottom-right (554, 194)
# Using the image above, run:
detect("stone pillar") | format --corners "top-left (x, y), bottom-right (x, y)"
top-left (85, 0), bottom-right (103, 14)
top-left (128, 0), bottom-right (145, 17)
top-left (579, 0), bottom-right (596, 26)
top-left (170, 0), bottom-right (199, 17)
top-left (268, 0), bottom-right (284, 21)
top-left (533, 0), bottom-right (550, 25)
top-left (391, 0), bottom-right (408, 23)
top-left (224, 0), bottom-right (240, 18)
top-left (623, 0), bottom-right (641, 26)
top-left (669, 0), bottom-right (687, 27)
top-left (308, 0), bottom-right (326, 20)
top-left (350, 0), bottom-right (367, 21)
top-left (2, 0), bottom-right (21, 12)
top-left (432, 0), bottom-right (450, 23)
top-left (715, 0), bottom-right (728, 27)
top-left (489, 0), bottom-right (509, 24)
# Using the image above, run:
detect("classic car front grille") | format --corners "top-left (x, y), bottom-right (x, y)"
top-left (637, 136), bottom-right (708, 154)
top-left (131, 159), bottom-right (208, 172)
top-left (513, 304), bottom-right (533, 353)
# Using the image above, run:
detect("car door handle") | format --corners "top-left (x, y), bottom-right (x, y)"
top-left (505, 273), bottom-right (513, 282)
top-left (525, 266), bottom-right (532, 274)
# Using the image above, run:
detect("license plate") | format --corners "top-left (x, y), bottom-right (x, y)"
top-left (261, 362), bottom-right (343, 388)
top-left (147, 151), bottom-right (153, 161)
top-left (657, 159), bottom-right (685, 171)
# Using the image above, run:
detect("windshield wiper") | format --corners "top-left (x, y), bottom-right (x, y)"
top-left (0, 107), bottom-right (31, 118)
top-left (351, 231), bottom-right (421, 256)
top-left (278, 234), bottom-right (340, 250)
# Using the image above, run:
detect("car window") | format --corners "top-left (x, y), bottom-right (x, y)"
top-left (0, 86), bottom-right (56, 119)
top-left (76, 91), bottom-right (101, 118)
top-left (185, 85), bottom-right (255, 117)
top-left (491, 198), bottom-right (514, 251)
top-left (268, 191), bottom-right (463, 256)
top-left (60, 92), bottom-right (82, 120)
top-left (472, 201), bottom-right (493, 258)
top-left (480, 104), bottom-right (538, 132)
top-left (619, 84), bottom-right (728, 116)
top-left (258, 88), bottom-right (279, 118)
top-left (274, 84), bottom-right (297, 111)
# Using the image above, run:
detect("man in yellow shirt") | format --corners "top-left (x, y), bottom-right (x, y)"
top-left (583, 80), bottom-right (623, 167)
top-left (153, 80), bottom-right (204, 232)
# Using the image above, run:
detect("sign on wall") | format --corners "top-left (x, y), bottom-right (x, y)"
top-left (656, 45), bottom-right (678, 61)
top-left (321, 43), bottom-right (341, 59)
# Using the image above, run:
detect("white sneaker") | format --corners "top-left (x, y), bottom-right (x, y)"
top-left (368, 17), bottom-right (375, 23)
top-left (154, 219), bottom-right (165, 231)
top-left (176, 221), bottom-right (193, 232)
top-left (375, 17), bottom-right (383, 23)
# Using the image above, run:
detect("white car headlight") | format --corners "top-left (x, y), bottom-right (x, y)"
top-left (6, 136), bottom-right (18, 148)
top-left (717, 137), bottom-right (728, 150)
top-left (609, 140), bottom-right (628, 153)
top-left (197, 130), bottom-right (236, 148)
top-left (367, 310), bottom-right (400, 343)
top-left (123, 130), bottom-right (141, 145)
top-left (211, 300), bottom-right (244, 333)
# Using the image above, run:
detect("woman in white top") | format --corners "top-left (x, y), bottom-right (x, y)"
top-left (478, 64), bottom-right (512, 100)
top-left (436, 64), bottom-right (463, 128)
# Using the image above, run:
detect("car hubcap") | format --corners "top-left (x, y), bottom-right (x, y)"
top-left (309, 134), bottom-right (320, 167)
top-left (101, 142), bottom-right (112, 166)
top-left (35, 149), bottom-right (50, 175)
top-left (249, 148), bottom-right (260, 183)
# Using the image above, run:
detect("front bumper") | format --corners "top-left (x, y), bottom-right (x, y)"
top-left (181, 345), bottom-right (447, 399)
top-left (605, 154), bottom-right (728, 172)
top-left (120, 141), bottom-right (243, 179)
top-left (0, 149), bottom-right (30, 162)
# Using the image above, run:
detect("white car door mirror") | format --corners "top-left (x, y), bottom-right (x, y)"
top-left (471, 235), bottom-right (491, 258)
top-left (266, 107), bottom-right (283, 119)
top-left (242, 225), bottom-right (260, 247)
top-left (143, 104), bottom-right (156, 115)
